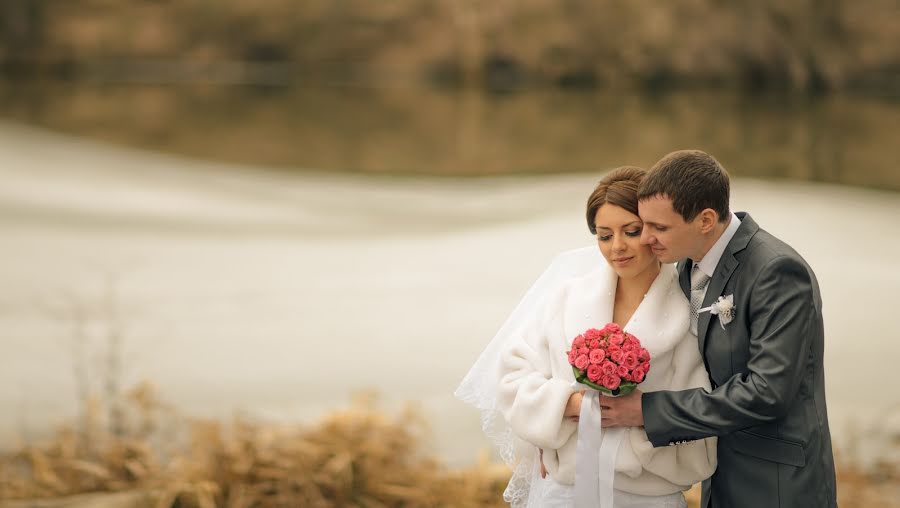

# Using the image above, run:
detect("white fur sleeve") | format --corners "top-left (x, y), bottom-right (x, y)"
top-left (496, 288), bottom-right (578, 450)
top-left (625, 332), bottom-right (718, 487)
top-left (626, 428), bottom-right (717, 489)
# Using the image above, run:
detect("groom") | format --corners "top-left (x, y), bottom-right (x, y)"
top-left (600, 150), bottom-right (836, 507)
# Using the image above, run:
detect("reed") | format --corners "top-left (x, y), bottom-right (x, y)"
top-left (0, 383), bottom-right (896, 507)
top-left (0, 386), bottom-right (509, 507)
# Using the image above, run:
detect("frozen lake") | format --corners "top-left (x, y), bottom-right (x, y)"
top-left (1, 121), bottom-right (898, 466)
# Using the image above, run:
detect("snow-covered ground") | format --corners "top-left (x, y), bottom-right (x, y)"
top-left (0, 121), bottom-right (897, 465)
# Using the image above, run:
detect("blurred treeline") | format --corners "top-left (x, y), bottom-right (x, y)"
top-left (1, 0), bottom-right (899, 91)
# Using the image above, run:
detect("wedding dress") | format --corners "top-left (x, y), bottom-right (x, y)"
top-left (529, 474), bottom-right (687, 508)
top-left (456, 246), bottom-right (715, 508)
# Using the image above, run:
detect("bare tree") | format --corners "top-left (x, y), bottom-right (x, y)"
top-left (38, 271), bottom-right (143, 447)
top-left (38, 290), bottom-right (92, 444)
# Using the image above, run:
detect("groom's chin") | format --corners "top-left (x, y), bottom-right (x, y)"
top-left (651, 249), bottom-right (675, 263)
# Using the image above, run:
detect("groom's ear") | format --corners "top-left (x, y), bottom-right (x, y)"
top-left (697, 208), bottom-right (719, 234)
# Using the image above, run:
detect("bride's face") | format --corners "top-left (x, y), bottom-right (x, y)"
top-left (593, 203), bottom-right (658, 279)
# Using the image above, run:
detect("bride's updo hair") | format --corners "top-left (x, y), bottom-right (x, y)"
top-left (586, 166), bottom-right (647, 235)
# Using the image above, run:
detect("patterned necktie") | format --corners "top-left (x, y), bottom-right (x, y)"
top-left (690, 263), bottom-right (711, 334)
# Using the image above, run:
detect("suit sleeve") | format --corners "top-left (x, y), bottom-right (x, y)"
top-left (642, 255), bottom-right (816, 446)
top-left (496, 288), bottom-right (578, 450)
top-left (622, 332), bottom-right (718, 486)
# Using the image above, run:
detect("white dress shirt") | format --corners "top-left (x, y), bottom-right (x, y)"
top-left (692, 212), bottom-right (742, 303)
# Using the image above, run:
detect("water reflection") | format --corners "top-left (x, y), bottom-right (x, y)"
top-left (1, 81), bottom-right (899, 189)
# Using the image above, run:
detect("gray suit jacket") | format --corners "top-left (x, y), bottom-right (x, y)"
top-left (642, 212), bottom-right (836, 508)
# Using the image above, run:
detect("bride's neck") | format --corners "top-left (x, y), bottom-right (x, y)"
top-left (616, 262), bottom-right (661, 301)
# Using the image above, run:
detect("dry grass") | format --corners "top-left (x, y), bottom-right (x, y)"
top-left (834, 448), bottom-right (900, 508)
top-left (0, 386), bottom-right (508, 507)
top-left (0, 383), bottom-right (896, 507)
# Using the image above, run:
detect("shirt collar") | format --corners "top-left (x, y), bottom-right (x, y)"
top-left (694, 212), bottom-right (741, 277)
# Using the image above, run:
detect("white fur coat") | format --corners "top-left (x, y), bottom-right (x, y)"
top-left (497, 261), bottom-right (717, 496)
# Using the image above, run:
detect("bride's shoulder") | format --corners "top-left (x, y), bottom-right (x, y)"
top-left (640, 263), bottom-right (687, 312)
top-left (532, 246), bottom-right (606, 293)
top-left (658, 263), bottom-right (680, 284)
top-left (555, 264), bottom-right (610, 306)
top-left (657, 264), bottom-right (687, 301)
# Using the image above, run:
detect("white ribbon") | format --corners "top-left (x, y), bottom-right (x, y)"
top-left (574, 389), bottom-right (624, 508)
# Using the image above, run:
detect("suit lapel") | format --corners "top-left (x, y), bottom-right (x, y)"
top-left (697, 255), bottom-right (738, 351)
top-left (697, 212), bottom-right (759, 353)
top-left (677, 260), bottom-right (691, 298)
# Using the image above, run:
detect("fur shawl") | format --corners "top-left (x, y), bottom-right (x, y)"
top-left (497, 261), bottom-right (717, 495)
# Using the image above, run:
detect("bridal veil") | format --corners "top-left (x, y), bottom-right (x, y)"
top-left (454, 245), bottom-right (602, 507)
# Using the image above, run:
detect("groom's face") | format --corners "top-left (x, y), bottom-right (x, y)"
top-left (637, 194), bottom-right (703, 263)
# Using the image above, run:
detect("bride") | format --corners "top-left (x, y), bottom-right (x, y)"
top-left (456, 167), bottom-right (716, 508)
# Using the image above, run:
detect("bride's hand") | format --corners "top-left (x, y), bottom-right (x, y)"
top-left (564, 390), bottom-right (585, 418)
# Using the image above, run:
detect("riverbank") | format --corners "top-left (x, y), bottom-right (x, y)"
top-left (0, 386), bottom-right (897, 507)
top-left (0, 387), bottom-right (507, 507)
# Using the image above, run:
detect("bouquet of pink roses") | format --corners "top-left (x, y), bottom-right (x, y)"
top-left (566, 323), bottom-right (651, 396)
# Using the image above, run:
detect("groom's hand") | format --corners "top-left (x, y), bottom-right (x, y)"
top-left (599, 390), bottom-right (644, 427)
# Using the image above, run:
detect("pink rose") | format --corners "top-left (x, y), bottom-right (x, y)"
top-left (609, 333), bottom-right (626, 346)
top-left (578, 347), bottom-right (590, 356)
top-left (611, 350), bottom-right (625, 364)
top-left (573, 336), bottom-right (585, 349)
top-left (567, 350), bottom-right (577, 365)
top-left (585, 328), bottom-right (601, 340)
top-left (616, 365), bottom-right (629, 377)
top-left (638, 348), bottom-right (650, 362)
top-left (574, 354), bottom-right (590, 370)
top-left (589, 349), bottom-right (606, 364)
top-left (622, 341), bottom-right (636, 353)
top-left (607, 343), bottom-right (621, 355)
top-left (601, 374), bottom-right (621, 390)
top-left (603, 323), bottom-right (622, 335)
top-left (587, 364), bottom-right (603, 382)
top-left (631, 365), bottom-right (646, 383)
top-left (601, 361), bottom-right (617, 376)
top-left (589, 339), bottom-right (601, 349)
top-left (623, 352), bottom-right (639, 369)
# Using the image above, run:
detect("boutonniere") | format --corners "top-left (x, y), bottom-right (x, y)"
top-left (699, 294), bottom-right (735, 329)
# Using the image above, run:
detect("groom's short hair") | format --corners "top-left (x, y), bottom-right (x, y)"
top-left (638, 150), bottom-right (731, 222)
